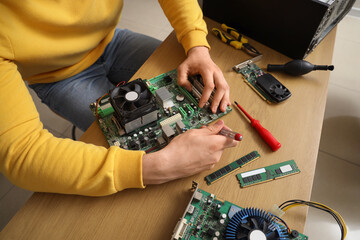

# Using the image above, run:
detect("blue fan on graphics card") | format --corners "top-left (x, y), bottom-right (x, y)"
top-left (225, 207), bottom-right (290, 240)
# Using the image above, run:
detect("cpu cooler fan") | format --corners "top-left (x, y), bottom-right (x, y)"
top-left (225, 207), bottom-right (289, 240)
top-left (110, 79), bottom-right (159, 133)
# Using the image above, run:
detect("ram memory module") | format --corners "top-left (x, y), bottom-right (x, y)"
top-left (204, 151), bottom-right (261, 185)
top-left (236, 160), bottom-right (300, 188)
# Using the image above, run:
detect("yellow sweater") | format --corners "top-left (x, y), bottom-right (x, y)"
top-left (0, 0), bottom-right (209, 196)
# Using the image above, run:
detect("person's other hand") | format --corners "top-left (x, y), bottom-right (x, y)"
top-left (177, 46), bottom-right (231, 113)
top-left (142, 120), bottom-right (238, 185)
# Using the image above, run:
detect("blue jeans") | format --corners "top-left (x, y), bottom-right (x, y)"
top-left (30, 29), bottom-right (161, 131)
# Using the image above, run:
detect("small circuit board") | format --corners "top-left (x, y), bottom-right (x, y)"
top-left (172, 182), bottom-right (308, 240)
top-left (204, 151), bottom-right (261, 185)
top-left (233, 61), bottom-right (291, 103)
top-left (90, 69), bottom-right (232, 152)
top-left (236, 160), bottom-right (300, 188)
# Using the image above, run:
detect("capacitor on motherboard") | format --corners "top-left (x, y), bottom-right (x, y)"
top-left (219, 219), bottom-right (225, 225)
top-left (138, 134), bottom-right (145, 144)
top-left (128, 140), bottom-right (136, 149)
top-left (148, 130), bottom-right (156, 138)
top-left (215, 231), bottom-right (220, 237)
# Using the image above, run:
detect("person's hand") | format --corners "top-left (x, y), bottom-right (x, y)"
top-left (177, 46), bottom-right (231, 113)
top-left (142, 120), bottom-right (238, 185)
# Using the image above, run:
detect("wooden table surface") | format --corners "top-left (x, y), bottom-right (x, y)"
top-left (0, 18), bottom-right (336, 239)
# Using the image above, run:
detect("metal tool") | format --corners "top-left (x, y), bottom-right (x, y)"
top-left (212, 24), bottom-right (261, 57)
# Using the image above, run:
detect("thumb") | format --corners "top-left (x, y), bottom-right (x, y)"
top-left (204, 120), bottom-right (224, 135)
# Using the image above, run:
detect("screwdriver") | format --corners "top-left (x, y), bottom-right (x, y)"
top-left (234, 101), bottom-right (281, 151)
top-left (219, 128), bottom-right (243, 141)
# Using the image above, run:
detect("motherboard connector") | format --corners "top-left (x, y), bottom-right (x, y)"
top-left (160, 113), bottom-right (181, 127)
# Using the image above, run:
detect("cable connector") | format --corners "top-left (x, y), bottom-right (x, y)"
top-left (270, 204), bottom-right (285, 218)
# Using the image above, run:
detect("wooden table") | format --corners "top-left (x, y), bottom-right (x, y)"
top-left (0, 19), bottom-right (336, 239)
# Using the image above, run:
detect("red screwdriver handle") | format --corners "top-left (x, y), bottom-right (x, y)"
top-left (251, 119), bottom-right (281, 151)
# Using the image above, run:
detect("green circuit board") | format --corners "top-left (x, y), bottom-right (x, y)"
top-left (90, 69), bottom-right (232, 152)
top-left (204, 151), bottom-right (261, 185)
top-left (233, 62), bottom-right (275, 104)
top-left (172, 182), bottom-right (308, 240)
top-left (237, 160), bottom-right (301, 188)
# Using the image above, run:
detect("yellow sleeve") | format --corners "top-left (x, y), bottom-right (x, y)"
top-left (0, 58), bottom-right (145, 196)
top-left (158, 0), bottom-right (210, 54)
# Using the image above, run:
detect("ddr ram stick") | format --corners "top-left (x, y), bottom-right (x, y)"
top-left (236, 160), bottom-right (300, 188)
top-left (204, 151), bottom-right (261, 185)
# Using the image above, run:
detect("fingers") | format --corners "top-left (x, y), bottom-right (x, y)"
top-left (213, 71), bottom-right (231, 112)
top-left (202, 120), bottom-right (224, 134)
top-left (177, 64), bottom-right (192, 91)
top-left (200, 120), bottom-right (238, 149)
top-left (198, 70), bottom-right (214, 108)
top-left (209, 71), bottom-right (223, 113)
top-left (199, 69), bottom-right (230, 113)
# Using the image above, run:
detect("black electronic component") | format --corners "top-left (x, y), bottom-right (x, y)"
top-left (291, 230), bottom-right (300, 238)
top-left (204, 0), bottom-right (355, 59)
top-left (148, 131), bottom-right (156, 138)
top-left (255, 73), bottom-right (291, 103)
top-left (143, 136), bottom-right (149, 145)
top-left (206, 228), bottom-right (215, 236)
top-left (110, 79), bottom-right (159, 133)
top-left (138, 134), bottom-right (145, 143)
top-left (267, 60), bottom-right (334, 76)
top-left (128, 140), bottom-right (136, 149)
top-left (164, 75), bottom-right (173, 83)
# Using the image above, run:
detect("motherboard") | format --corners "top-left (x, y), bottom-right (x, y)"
top-left (90, 69), bottom-right (232, 152)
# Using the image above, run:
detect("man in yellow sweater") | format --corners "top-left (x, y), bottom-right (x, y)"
top-left (0, 0), bottom-right (237, 196)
